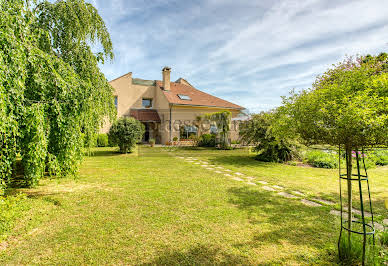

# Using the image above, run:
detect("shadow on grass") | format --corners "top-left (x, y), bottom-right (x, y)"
top-left (87, 149), bottom-right (121, 157)
top-left (140, 244), bottom-right (250, 265)
top-left (227, 186), bottom-right (338, 263)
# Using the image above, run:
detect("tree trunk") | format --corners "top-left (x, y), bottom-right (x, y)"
top-left (345, 145), bottom-right (353, 244)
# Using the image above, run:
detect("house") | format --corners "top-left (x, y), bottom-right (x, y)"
top-left (101, 67), bottom-right (244, 144)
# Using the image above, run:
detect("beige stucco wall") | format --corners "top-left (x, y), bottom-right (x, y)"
top-left (101, 73), bottom-right (242, 144)
top-left (101, 73), bottom-right (170, 134)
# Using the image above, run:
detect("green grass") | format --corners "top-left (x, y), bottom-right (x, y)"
top-left (0, 146), bottom-right (386, 264)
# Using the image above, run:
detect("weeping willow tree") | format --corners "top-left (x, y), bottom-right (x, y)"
top-left (206, 111), bottom-right (232, 149)
top-left (0, 0), bottom-right (116, 189)
top-left (279, 55), bottom-right (388, 264)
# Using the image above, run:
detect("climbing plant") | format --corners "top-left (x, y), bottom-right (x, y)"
top-left (206, 111), bottom-right (232, 149)
top-left (0, 0), bottom-right (116, 189)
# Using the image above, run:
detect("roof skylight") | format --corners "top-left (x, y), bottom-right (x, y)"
top-left (177, 94), bottom-right (191, 100)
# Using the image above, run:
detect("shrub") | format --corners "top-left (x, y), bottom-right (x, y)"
top-left (149, 138), bottom-right (155, 147)
top-left (240, 112), bottom-right (297, 162)
top-left (305, 149), bottom-right (338, 168)
top-left (108, 118), bottom-right (145, 153)
top-left (172, 137), bottom-right (178, 142)
top-left (255, 140), bottom-right (293, 162)
top-left (373, 150), bottom-right (388, 166)
top-left (198, 134), bottom-right (216, 147)
top-left (96, 134), bottom-right (109, 147)
top-left (188, 135), bottom-right (199, 145)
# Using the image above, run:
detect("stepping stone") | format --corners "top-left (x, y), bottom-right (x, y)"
top-left (224, 169), bottom-right (232, 172)
top-left (246, 181), bottom-right (257, 186)
top-left (301, 199), bottom-right (322, 207)
top-left (201, 162), bottom-right (208, 164)
top-left (352, 209), bottom-right (372, 217)
top-left (343, 207), bottom-right (372, 217)
top-left (272, 185), bottom-right (284, 190)
top-left (383, 219), bottom-right (388, 225)
top-left (262, 186), bottom-right (276, 191)
top-left (292, 191), bottom-right (305, 196)
top-left (215, 171), bottom-right (222, 174)
top-left (215, 166), bottom-right (224, 169)
top-left (201, 165), bottom-right (208, 167)
top-left (245, 176), bottom-right (254, 180)
top-left (224, 174), bottom-right (232, 177)
top-left (232, 177), bottom-right (244, 181)
top-left (312, 198), bottom-right (335, 205)
top-left (330, 210), bottom-right (348, 218)
top-left (235, 172), bottom-right (244, 176)
top-left (278, 192), bottom-right (298, 198)
top-left (206, 168), bottom-right (214, 170)
top-left (194, 162), bottom-right (200, 164)
top-left (375, 223), bottom-right (384, 231)
top-left (257, 181), bottom-right (268, 185)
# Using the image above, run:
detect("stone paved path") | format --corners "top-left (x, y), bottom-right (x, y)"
top-left (176, 155), bottom-right (385, 231)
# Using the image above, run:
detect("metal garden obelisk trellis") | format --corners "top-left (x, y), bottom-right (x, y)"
top-left (338, 146), bottom-right (375, 265)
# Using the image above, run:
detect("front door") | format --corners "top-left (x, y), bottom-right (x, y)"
top-left (143, 123), bottom-right (150, 142)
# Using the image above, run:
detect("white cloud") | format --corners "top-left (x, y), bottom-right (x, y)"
top-left (93, 0), bottom-right (388, 112)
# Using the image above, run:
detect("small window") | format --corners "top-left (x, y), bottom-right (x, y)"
top-left (142, 98), bottom-right (152, 108)
top-left (114, 96), bottom-right (118, 109)
top-left (177, 94), bottom-right (191, 100)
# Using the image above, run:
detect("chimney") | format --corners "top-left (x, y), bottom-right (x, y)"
top-left (162, 66), bottom-right (171, 91)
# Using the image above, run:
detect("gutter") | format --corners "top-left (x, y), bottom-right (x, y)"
top-left (169, 104), bottom-right (172, 142)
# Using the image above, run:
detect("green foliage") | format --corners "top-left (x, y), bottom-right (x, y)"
top-left (96, 134), bottom-right (109, 147)
top-left (0, 0), bottom-right (115, 187)
top-left (188, 135), bottom-right (199, 145)
top-left (371, 150), bottom-right (388, 166)
top-left (172, 137), bottom-right (178, 142)
top-left (20, 104), bottom-right (48, 187)
top-left (279, 56), bottom-right (388, 149)
top-left (108, 118), bottom-right (145, 153)
top-left (305, 150), bottom-right (338, 169)
top-left (198, 134), bottom-right (216, 147)
top-left (240, 112), bottom-right (295, 162)
top-left (205, 111), bottom-right (231, 149)
top-left (338, 233), bottom-right (379, 265)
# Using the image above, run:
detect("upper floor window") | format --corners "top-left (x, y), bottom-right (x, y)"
top-left (114, 96), bottom-right (118, 109)
top-left (142, 98), bottom-right (152, 108)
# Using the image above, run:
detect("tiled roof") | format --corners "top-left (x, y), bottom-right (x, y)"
top-left (155, 81), bottom-right (244, 110)
top-left (129, 109), bottom-right (161, 122)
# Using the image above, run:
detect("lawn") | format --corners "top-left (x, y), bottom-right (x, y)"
top-left (0, 146), bottom-right (386, 264)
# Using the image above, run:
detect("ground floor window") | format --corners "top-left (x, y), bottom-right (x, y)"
top-left (180, 125), bottom-right (197, 139)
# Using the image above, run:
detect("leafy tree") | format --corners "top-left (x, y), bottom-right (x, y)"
top-left (280, 55), bottom-right (388, 260)
top-left (239, 112), bottom-right (294, 162)
top-left (0, 0), bottom-right (115, 188)
top-left (108, 118), bottom-right (145, 154)
top-left (205, 111), bottom-right (232, 149)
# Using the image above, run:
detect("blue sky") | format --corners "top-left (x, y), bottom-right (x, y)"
top-left (90, 0), bottom-right (388, 113)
